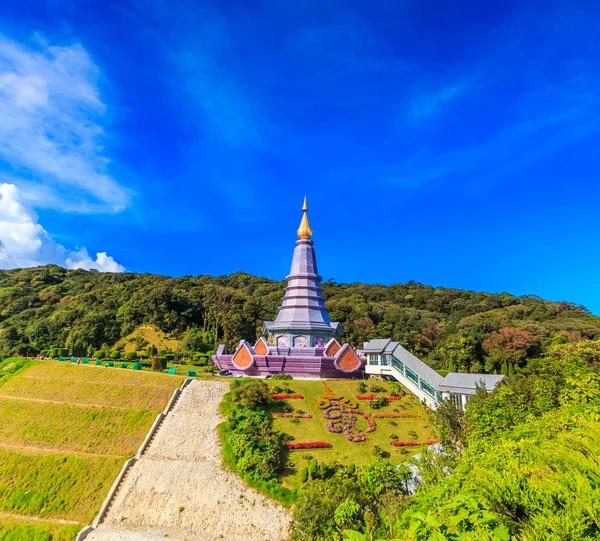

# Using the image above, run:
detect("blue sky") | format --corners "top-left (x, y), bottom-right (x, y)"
top-left (0, 0), bottom-right (599, 314)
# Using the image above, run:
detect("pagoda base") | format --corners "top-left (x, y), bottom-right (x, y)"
top-left (212, 351), bottom-right (365, 380)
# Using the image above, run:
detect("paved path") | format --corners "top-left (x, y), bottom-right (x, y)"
top-left (87, 380), bottom-right (290, 541)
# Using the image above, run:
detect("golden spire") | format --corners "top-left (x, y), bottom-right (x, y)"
top-left (297, 196), bottom-right (313, 239)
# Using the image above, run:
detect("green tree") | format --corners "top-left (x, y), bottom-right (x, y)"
top-left (231, 381), bottom-right (271, 409)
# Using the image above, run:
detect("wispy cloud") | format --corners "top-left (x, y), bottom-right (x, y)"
top-left (175, 48), bottom-right (262, 148)
top-left (0, 34), bottom-right (131, 213)
top-left (384, 77), bottom-right (600, 189)
top-left (0, 183), bottom-right (124, 271)
top-left (407, 82), bottom-right (472, 122)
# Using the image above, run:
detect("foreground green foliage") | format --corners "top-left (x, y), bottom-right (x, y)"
top-left (2, 265), bottom-right (600, 375)
top-left (219, 379), bottom-right (296, 505)
top-left (0, 357), bottom-right (31, 384)
top-left (290, 342), bottom-right (600, 540)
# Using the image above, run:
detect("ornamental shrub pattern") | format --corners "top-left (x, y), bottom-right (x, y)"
top-left (391, 439), bottom-right (439, 447)
top-left (323, 400), bottom-right (376, 443)
top-left (371, 413), bottom-right (415, 418)
top-left (275, 413), bottom-right (313, 418)
top-left (357, 395), bottom-right (401, 401)
top-left (272, 394), bottom-right (305, 399)
top-left (285, 441), bottom-right (332, 449)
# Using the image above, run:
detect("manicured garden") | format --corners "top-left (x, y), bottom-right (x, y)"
top-left (266, 378), bottom-right (438, 487)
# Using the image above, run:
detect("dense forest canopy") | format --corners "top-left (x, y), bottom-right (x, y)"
top-left (1, 265), bottom-right (599, 375)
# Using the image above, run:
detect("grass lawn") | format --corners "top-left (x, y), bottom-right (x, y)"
top-left (0, 517), bottom-right (80, 541)
top-left (0, 449), bottom-right (123, 522)
top-left (0, 398), bottom-right (155, 455)
top-left (0, 358), bottom-right (185, 532)
top-left (0, 361), bottom-right (184, 411)
top-left (265, 379), bottom-right (438, 488)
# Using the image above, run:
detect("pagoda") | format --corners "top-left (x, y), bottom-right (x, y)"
top-left (212, 198), bottom-right (364, 379)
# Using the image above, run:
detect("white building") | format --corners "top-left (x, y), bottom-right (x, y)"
top-left (362, 339), bottom-right (504, 409)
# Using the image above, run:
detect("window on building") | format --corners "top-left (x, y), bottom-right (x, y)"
top-left (391, 357), bottom-right (405, 374)
top-left (405, 367), bottom-right (419, 385)
top-left (382, 355), bottom-right (391, 366)
top-left (420, 380), bottom-right (436, 398)
top-left (450, 393), bottom-right (462, 407)
top-left (368, 353), bottom-right (379, 365)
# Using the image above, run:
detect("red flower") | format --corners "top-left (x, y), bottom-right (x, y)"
top-left (391, 441), bottom-right (421, 447)
top-left (371, 413), bottom-right (415, 418)
top-left (272, 394), bottom-right (305, 399)
top-left (357, 395), bottom-right (377, 400)
top-left (285, 442), bottom-right (332, 449)
top-left (391, 440), bottom-right (439, 447)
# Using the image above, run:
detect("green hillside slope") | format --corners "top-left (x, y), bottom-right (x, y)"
top-left (1, 265), bottom-right (599, 375)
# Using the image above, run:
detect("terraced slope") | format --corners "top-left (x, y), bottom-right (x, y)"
top-left (0, 359), bottom-right (183, 539)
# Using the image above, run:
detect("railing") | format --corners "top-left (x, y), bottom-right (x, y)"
top-left (388, 355), bottom-right (441, 406)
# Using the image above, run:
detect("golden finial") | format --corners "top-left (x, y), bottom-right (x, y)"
top-left (297, 196), bottom-right (313, 239)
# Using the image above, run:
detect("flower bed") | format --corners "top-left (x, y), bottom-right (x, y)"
top-left (285, 441), bottom-right (332, 449)
top-left (371, 413), bottom-right (415, 418)
top-left (272, 394), bottom-right (305, 399)
top-left (323, 401), bottom-right (376, 443)
top-left (391, 440), bottom-right (439, 447)
top-left (357, 395), bottom-right (400, 401)
top-left (275, 413), bottom-right (312, 418)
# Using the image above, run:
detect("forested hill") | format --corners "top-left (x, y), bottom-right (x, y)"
top-left (1, 264), bottom-right (599, 374)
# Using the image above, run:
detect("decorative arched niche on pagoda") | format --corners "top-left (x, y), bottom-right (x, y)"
top-left (232, 341), bottom-right (255, 370)
top-left (293, 336), bottom-right (307, 347)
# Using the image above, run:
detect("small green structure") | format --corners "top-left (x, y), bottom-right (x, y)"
top-left (121, 363), bottom-right (129, 369)
top-left (58, 356), bottom-right (65, 361)
top-left (70, 357), bottom-right (77, 363)
top-left (133, 362), bottom-right (142, 370)
top-left (95, 360), bottom-right (103, 366)
top-left (187, 370), bottom-right (197, 377)
top-left (168, 368), bottom-right (177, 375)
top-left (107, 361), bottom-right (114, 368)
top-left (82, 358), bottom-right (89, 364)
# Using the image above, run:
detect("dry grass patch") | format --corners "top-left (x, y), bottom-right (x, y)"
top-left (1, 362), bottom-right (183, 411)
top-left (0, 398), bottom-right (155, 456)
top-left (0, 359), bottom-right (185, 536)
top-left (114, 324), bottom-right (181, 353)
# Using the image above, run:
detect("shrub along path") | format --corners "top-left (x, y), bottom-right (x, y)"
top-left (87, 379), bottom-right (290, 541)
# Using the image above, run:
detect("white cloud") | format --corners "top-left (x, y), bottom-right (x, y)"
top-left (0, 34), bottom-right (130, 213)
top-left (0, 182), bottom-right (124, 272)
top-left (65, 248), bottom-right (124, 273)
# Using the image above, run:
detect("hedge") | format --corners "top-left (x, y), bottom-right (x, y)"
top-left (285, 442), bottom-right (332, 450)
